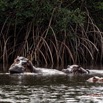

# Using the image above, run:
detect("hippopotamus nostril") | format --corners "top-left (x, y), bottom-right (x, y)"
top-left (21, 61), bottom-right (27, 65)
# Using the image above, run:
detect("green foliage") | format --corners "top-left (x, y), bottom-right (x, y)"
top-left (0, 0), bottom-right (85, 28)
top-left (95, 2), bottom-right (103, 10)
top-left (52, 8), bottom-right (85, 33)
top-left (71, 8), bottom-right (85, 25)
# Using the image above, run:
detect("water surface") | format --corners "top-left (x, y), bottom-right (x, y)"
top-left (0, 71), bottom-right (103, 103)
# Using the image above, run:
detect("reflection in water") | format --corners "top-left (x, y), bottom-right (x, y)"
top-left (0, 73), bottom-right (103, 103)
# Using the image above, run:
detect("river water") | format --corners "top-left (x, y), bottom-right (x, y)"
top-left (0, 71), bottom-right (103, 103)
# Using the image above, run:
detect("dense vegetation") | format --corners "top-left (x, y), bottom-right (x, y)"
top-left (0, 0), bottom-right (103, 72)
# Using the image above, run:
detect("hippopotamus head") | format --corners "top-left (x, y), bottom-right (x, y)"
top-left (9, 56), bottom-right (35, 74)
top-left (87, 76), bottom-right (103, 83)
top-left (62, 64), bottom-right (89, 74)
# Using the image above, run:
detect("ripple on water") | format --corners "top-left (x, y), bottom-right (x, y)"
top-left (0, 73), bottom-right (103, 103)
top-left (0, 99), bottom-right (14, 103)
top-left (77, 95), bottom-right (103, 103)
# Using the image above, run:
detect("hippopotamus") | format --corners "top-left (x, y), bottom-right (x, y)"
top-left (87, 76), bottom-right (103, 83)
top-left (62, 64), bottom-right (90, 74)
top-left (9, 56), bottom-right (90, 75)
top-left (9, 56), bottom-right (32, 74)
top-left (9, 56), bottom-right (66, 76)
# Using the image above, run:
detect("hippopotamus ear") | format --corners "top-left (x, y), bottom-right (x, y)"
top-left (67, 65), bottom-right (70, 68)
top-left (17, 56), bottom-right (19, 58)
top-left (26, 60), bottom-right (33, 67)
top-left (26, 60), bottom-right (34, 72)
top-left (14, 56), bottom-right (19, 62)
